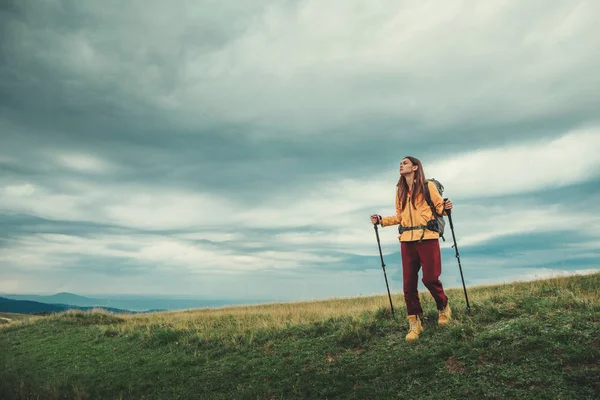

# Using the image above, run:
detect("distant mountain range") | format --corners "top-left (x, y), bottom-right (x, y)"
top-left (0, 296), bottom-right (138, 315)
top-left (3, 292), bottom-right (97, 306)
top-left (0, 292), bottom-right (271, 313)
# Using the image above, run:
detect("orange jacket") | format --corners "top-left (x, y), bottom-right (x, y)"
top-left (381, 180), bottom-right (447, 242)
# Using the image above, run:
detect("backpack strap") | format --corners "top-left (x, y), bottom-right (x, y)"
top-left (424, 179), bottom-right (442, 217)
top-left (423, 179), bottom-right (446, 242)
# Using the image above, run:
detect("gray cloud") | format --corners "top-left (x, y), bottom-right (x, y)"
top-left (4, 2), bottom-right (600, 143)
top-left (1, 0), bottom-right (599, 298)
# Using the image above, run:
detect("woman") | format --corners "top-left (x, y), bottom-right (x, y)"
top-left (371, 156), bottom-right (453, 341)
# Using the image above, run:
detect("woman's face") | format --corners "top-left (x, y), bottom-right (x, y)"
top-left (399, 158), bottom-right (415, 176)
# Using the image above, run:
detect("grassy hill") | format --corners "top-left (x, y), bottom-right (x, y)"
top-left (1, 273), bottom-right (598, 400)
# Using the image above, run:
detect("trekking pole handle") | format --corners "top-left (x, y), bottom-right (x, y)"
top-left (443, 198), bottom-right (451, 216)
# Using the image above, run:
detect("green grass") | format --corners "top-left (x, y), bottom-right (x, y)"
top-left (0, 312), bottom-right (39, 328)
top-left (1, 273), bottom-right (599, 399)
top-left (0, 312), bottom-right (38, 322)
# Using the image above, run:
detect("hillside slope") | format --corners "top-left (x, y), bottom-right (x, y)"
top-left (1, 273), bottom-right (599, 400)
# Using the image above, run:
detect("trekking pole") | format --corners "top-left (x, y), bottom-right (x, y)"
top-left (444, 199), bottom-right (471, 314)
top-left (373, 222), bottom-right (395, 317)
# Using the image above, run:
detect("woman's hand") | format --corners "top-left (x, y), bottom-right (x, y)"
top-left (444, 199), bottom-right (453, 210)
top-left (370, 214), bottom-right (381, 225)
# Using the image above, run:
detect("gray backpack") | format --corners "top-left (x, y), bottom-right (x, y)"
top-left (423, 178), bottom-right (446, 241)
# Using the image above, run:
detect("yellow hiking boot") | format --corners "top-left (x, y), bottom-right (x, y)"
top-left (405, 315), bottom-right (423, 341)
top-left (438, 303), bottom-right (451, 326)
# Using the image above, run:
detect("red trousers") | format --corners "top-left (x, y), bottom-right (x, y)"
top-left (401, 239), bottom-right (448, 316)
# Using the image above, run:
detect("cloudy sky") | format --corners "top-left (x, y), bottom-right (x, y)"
top-left (1, 0), bottom-right (599, 303)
